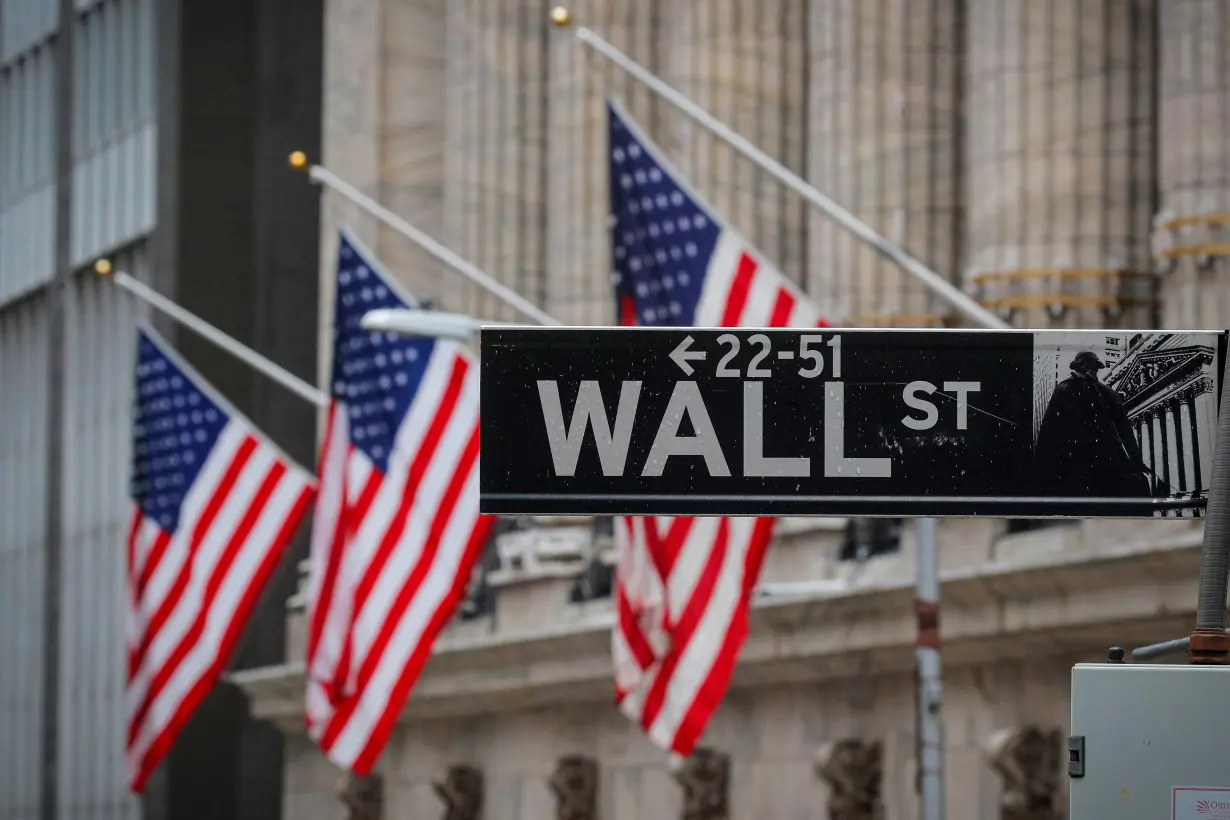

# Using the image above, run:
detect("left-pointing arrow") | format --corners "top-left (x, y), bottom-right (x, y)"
top-left (669, 334), bottom-right (707, 376)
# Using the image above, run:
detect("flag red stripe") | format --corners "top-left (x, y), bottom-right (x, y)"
top-left (125, 512), bottom-right (142, 584)
top-left (128, 457), bottom-right (286, 746)
top-left (352, 508), bottom-right (495, 774)
top-left (319, 424), bottom-right (481, 754)
top-left (306, 405), bottom-right (343, 664)
top-left (348, 357), bottom-right (468, 624)
top-left (719, 253), bottom-right (758, 326)
top-left (134, 529), bottom-right (173, 599)
top-left (670, 518), bottom-right (772, 755)
top-left (638, 519), bottom-right (730, 732)
top-left (617, 588), bottom-right (659, 672)
top-left (768, 288), bottom-right (796, 327)
top-left (127, 435), bottom-right (258, 680)
top-left (129, 481), bottom-right (313, 791)
top-left (330, 357), bottom-right (469, 699)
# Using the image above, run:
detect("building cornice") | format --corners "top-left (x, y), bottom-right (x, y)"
top-left (231, 528), bottom-right (1204, 734)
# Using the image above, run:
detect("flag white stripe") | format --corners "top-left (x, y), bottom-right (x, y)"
top-left (306, 240), bottom-right (491, 773)
top-left (305, 405), bottom-right (350, 729)
top-left (345, 454), bottom-right (375, 508)
top-left (132, 425), bottom-right (249, 629)
top-left (664, 518), bottom-right (717, 625)
top-left (647, 520), bottom-right (755, 747)
top-left (127, 461), bottom-right (308, 768)
top-left (130, 517), bottom-right (164, 589)
top-left (787, 298), bottom-right (823, 328)
top-left (694, 232), bottom-right (746, 327)
top-left (346, 369), bottom-right (479, 681)
top-left (325, 464), bottom-right (481, 767)
top-left (126, 439), bottom-right (277, 714)
top-left (735, 263), bottom-right (780, 326)
top-left (346, 349), bottom-right (455, 555)
top-left (126, 516), bottom-right (163, 652)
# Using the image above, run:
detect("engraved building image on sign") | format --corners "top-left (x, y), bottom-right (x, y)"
top-left (1031, 332), bottom-right (1222, 518)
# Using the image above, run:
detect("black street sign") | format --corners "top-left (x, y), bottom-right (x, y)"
top-left (479, 327), bottom-right (1227, 518)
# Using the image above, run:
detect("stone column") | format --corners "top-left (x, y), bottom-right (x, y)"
top-left (319, 0), bottom-right (388, 388)
top-left (1195, 388), bottom-right (1215, 491)
top-left (1152, 411), bottom-right (1166, 491)
top-left (807, 0), bottom-right (963, 327)
top-left (965, 0), bottom-right (1157, 328)
top-left (443, 0), bottom-right (549, 320)
top-left (662, 0), bottom-right (809, 284)
top-left (1167, 398), bottom-right (1187, 494)
top-left (379, 0), bottom-right (449, 303)
top-left (1186, 392), bottom-right (1204, 494)
top-left (1154, 0), bottom-right (1230, 329)
top-left (545, 0), bottom-right (661, 325)
top-left (1159, 405), bottom-right (1173, 497)
top-left (1139, 414), bottom-right (1154, 478)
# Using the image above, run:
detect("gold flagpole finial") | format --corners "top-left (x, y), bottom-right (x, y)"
top-left (549, 6), bottom-right (571, 27)
top-left (94, 258), bottom-right (113, 276)
top-left (288, 150), bottom-right (309, 171)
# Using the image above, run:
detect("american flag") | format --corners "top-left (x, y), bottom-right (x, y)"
top-left (305, 231), bottom-right (496, 773)
top-left (125, 325), bottom-right (315, 792)
top-left (606, 99), bottom-right (829, 757)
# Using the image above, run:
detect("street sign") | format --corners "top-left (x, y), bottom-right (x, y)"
top-left (479, 327), bottom-right (1227, 518)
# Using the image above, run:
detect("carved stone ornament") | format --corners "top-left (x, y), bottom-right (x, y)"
top-left (336, 771), bottom-right (383, 820)
top-left (672, 747), bottom-right (731, 820)
top-left (815, 738), bottom-right (885, 820)
top-left (985, 725), bottom-right (1065, 820)
top-left (433, 764), bottom-right (484, 820)
top-left (550, 755), bottom-right (600, 820)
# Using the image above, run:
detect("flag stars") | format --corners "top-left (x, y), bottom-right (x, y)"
top-left (131, 334), bottom-right (229, 533)
top-left (607, 106), bottom-right (722, 328)
top-left (331, 238), bottom-right (437, 472)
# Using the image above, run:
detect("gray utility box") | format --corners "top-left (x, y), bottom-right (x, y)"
top-left (1069, 663), bottom-right (1230, 820)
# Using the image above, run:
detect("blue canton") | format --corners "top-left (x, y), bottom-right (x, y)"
top-left (130, 329), bottom-right (230, 533)
top-left (607, 100), bottom-right (721, 326)
top-left (331, 235), bottom-right (436, 474)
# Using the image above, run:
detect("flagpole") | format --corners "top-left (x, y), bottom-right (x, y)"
top-left (94, 260), bottom-right (329, 408)
top-left (287, 152), bottom-right (559, 328)
top-left (550, 11), bottom-right (1007, 335)
top-left (548, 10), bottom-right (968, 820)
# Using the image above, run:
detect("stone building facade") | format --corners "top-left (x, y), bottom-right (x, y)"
top-left (235, 0), bottom-right (1230, 818)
